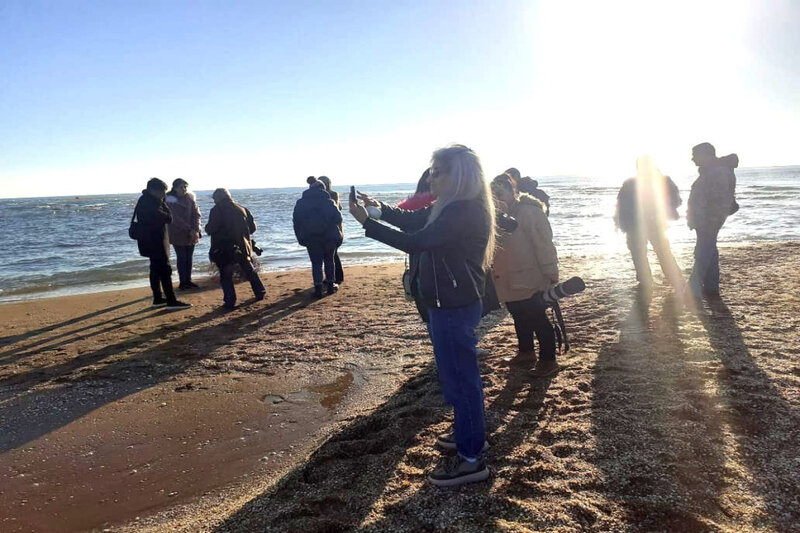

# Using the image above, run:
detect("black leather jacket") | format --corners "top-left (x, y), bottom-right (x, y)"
top-left (364, 198), bottom-right (490, 308)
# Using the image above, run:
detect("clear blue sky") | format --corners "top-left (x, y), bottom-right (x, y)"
top-left (2, 0), bottom-right (798, 198)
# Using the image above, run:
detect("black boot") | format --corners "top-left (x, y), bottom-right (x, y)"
top-left (325, 281), bottom-right (338, 295)
top-left (313, 284), bottom-right (324, 298)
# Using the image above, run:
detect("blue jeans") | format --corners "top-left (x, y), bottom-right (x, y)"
top-left (173, 244), bottom-right (195, 285)
top-left (219, 259), bottom-right (266, 308)
top-left (306, 242), bottom-right (337, 286)
top-left (689, 227), bottom-right (720, 294)
top-left (428, 299), bottom-right (486, 459)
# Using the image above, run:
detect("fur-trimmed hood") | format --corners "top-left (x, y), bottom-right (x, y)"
top-left (166, 190), bottom-right (196, 204)
top-left (516, 192), bottom-right (546, 212)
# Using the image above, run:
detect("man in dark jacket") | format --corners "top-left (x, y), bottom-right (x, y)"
top-left (133, 178), bottom-right (191, 309)
top-left (205, 188), bottom-right (266, 309)
top-left (293, 178), bottom-right (343, 297)
top-left (687, 142), bottom-right (738, 298)
top-left (614, 157), bottom-right (684, 291)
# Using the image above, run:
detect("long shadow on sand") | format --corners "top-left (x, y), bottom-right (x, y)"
top-left (590, 289), bottom-right (732, 530)
top-left (697, 297), bottom-right (800, 531)
top-left (0, 306), bottom-right (158, 366)
top-left (213, 309), bottom-right (562, 532)
top-left (591, 288), bottom-right (800, 531)
top-left (0, 285), bottom-right (222, 363)
top-left (0, 296), bottom-right (147, 347)
top-left (0, 290), bottom-right (313, 453)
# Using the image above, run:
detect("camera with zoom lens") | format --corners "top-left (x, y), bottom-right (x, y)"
top-left (532, 276), bottom-right (586, 307)
top-left (251, 240), bottom-right (263, 256)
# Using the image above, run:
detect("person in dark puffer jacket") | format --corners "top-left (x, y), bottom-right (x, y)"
top-left (350, 144), bottom-right (496, 488)
top-left (132, 178), bottom-right (191, 310)
top-left (293, 177), bottom-right (343, 298)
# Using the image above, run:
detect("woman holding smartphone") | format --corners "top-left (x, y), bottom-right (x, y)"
top-left (349, 145), bottom-right (495, 487)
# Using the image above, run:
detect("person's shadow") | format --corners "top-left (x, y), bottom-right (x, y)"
top-left (697, 296), bottom-right (800, 532)
top-left (212, 308), bottom-right (524, 532)
top-left (590, 289), bottom-right (731, 531)
top-left (0, 290), bottom-right (313, 453)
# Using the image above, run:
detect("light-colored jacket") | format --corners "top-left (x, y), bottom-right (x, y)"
top-left (492, 194), bottom-right (559, 303)
top-left (166, 191), bottom-right (201, 246)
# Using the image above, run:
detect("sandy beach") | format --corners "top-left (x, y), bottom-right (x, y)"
top-left (1, 242), bottom-right (799, 532)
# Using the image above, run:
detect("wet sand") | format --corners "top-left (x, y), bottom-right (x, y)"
top-left (2, 243), bottom-right (799, 532)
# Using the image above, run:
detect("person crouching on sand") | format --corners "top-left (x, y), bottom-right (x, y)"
top-left (132, 178), bottom-right (192, 310)
top-left (166, 178), bottom-right (202, 290)
top-left (293, 177), bottom-right (343, 298)
top-left (205, 188), bottom-right (266, 309)
top-left (491, 174), bottom-right (560, 377)
top-left (350, 144), bottom-right (495, 487)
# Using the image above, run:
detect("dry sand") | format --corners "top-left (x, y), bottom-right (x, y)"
top-left (1, 242), bottom-right (798, 532)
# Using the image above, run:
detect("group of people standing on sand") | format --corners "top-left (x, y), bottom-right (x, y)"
top-left (346, 141), bottom-right (738, 487)
top-left (131, 178), bottom-right (267, 310)
top-left (347, 145), bottom-right (564, 487)
top-left (614, 142), bottom-right (739, 300)
top-left (130, 140), bottom-right (738, 488)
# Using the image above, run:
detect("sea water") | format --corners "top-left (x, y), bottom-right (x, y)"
top-left (0, 167), bottom-right (798, 302)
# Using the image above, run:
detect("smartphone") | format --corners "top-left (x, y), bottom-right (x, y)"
top-left (349, 186), bottom-right (357, 203)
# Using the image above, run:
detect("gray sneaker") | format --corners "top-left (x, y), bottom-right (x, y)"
top-left (429, 455), bottom-right (490, 487)
top-left (436, 433), bottom-right (490, 453)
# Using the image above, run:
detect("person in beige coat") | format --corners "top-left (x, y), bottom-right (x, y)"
top-left (491, 174), bottom-right (560, 377)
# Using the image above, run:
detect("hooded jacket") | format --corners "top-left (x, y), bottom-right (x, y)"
top-left (364, 198), bottom-right (490, 309)
top-left (292, 185), bottom-right (343, 247)
top-left (205, 199), bottom-right (257, 264)
top-left (687, 154), bottom-right (738, 231)
top-left (166, 191), bottom-right (201, 246)
top-left (134, 191), bottom-right (172, 258)
top-left (491, 194), bottom-right (559, 303)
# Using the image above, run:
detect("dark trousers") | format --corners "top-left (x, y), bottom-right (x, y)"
top-left (626, 228), bottom-right (682, 288)
top-left (149, 249), bottom-right (177, 303)
top-left (306, 242), bottom-right (337, 286)
top-left (219, 258), bottom-right (266, 308)
top-left (173, 244), bottom-right (195, 285)
top-left (334, 251), bottom-right (344, 284)
top-left (689, 226), bottom-right (721, 295)
top-left (428, 300), bottom-right (486, 459)
top-left (505, 294), bottom-right (556, 361)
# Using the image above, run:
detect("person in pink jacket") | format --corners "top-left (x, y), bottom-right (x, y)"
top-left (166, 178), bottom-right (202, 289)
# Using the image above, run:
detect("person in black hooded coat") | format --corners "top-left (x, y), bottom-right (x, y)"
top-left (132, 177), bottom-right (191, 309)
top-left (293, 177), bottom-right (343, 297)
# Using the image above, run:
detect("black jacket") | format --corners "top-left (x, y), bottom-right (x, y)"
top-left (134, 191), bottom-right (172, 258)
top-left (292, 185), bottom-right (343, 247)
top-left (615, 176), bottom-right (681, 234)
top-left (365, 198), bottom-right (490, 308)
top-left (205, 199), bottom-right (257, 264)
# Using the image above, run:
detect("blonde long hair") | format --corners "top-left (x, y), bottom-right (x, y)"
top-left (426, 144), bottom-right (496, 269)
